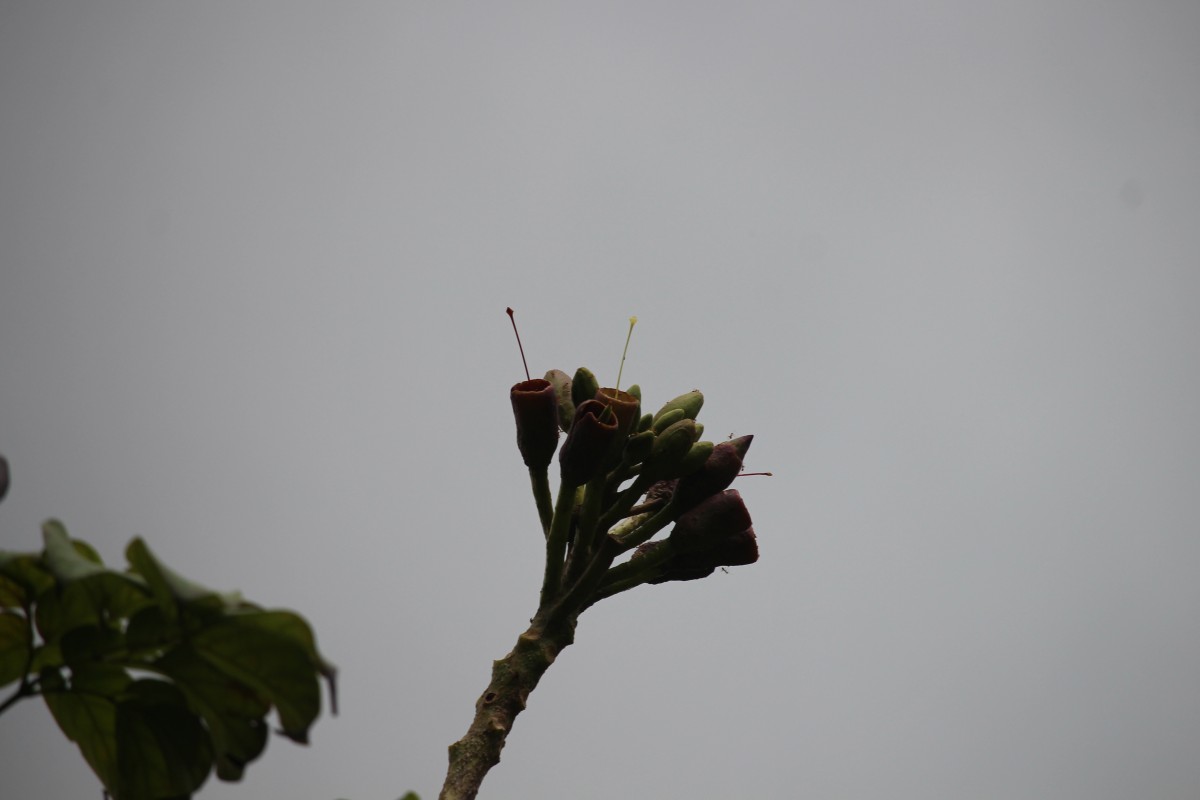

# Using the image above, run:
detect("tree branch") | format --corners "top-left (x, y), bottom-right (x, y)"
top-left (439, 614), bottom-right (576, 800)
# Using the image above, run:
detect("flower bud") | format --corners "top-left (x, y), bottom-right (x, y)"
top-left (622, 430), bottom-right (655, 465)
top-left (724, 434), bottom-right (753, 460)
top-left (510, 379), bottom-right (560, 469)
top-left (543, 369), bottom-right (575, 432)
top-left (668, 489), bottom-right (753, 554)
top-left (707, 526), bottom-right (758, 566)
top-left (648, 560), bottom-right (716, 584)
top-left (559, 399), bottom-right (620, 486)
top-left (631, 540), bottom-right (715, 584)
top-left (676, 440), bottom-right (714, 478)
top-left (651, 408), bottom-right (685, 435)
top-left (571, 367), bottom-right (600, 409)
top-left (651, 527), bottom-right (758, 582)
top-left (672, 435), bottom-right (752, 512)
top-left (653, 389), bottom-right (703, 422)
top-left (645, 418), bottom-right (697, 478)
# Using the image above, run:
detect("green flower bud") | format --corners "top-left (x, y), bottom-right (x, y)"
top-left (647, 418), bottom-right (697, 477)
top-left (510, 379), bottom-right (560, 469)
top-left (676, 440), bottom-right (714, 478)
top-left (622, 430), bottom-right (655, 465)
top-left (543, 369), bottom-right (575, 432)
top-left (651, 408), bottom-right (685, 434)
top-left (653, 389), bottom-right (703, 422)
top-left (559, 399), bottom-right (620, 486)
top-left (571, 367), bottom-right (600, 409)
top-left (626, 384), bottom-right (642, 403)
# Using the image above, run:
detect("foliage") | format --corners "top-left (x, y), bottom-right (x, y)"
top-left (0, 507), bottom-right (335, 800)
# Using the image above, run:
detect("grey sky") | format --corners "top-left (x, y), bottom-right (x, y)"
top-left (2, 3), bottom-right (1198, 798)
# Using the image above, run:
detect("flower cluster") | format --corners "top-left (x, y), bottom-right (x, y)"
top-left (510, 366), bottom-right (760, 612)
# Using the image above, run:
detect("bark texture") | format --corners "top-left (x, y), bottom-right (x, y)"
top-left (438, 615), bottom-right (576, 800)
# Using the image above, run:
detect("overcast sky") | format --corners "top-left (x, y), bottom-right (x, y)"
top-left (2, 3), bottom-right (1199, 799)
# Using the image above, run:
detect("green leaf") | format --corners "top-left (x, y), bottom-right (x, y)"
top-left (0, 551), bottom-right (55, 606)
top-left (0, 574), bottom-right (24, 609)
top-left (34, 579), bottom-right (148, 644)
top-left (44, 667), bottom-right (125, 795)
top-left (31, 642), bottom-right (63, 672)
top-left (47, 668), bottom-right (214, 800)
top-left (125, 538), bottom-right (237, 622)
top-left (227, 608), bottom-right (338, 712)
top-left (71, 538), bottom-right (105, 565)
top-left (61, 623), bottom-right (123, 666)
top-left (190, 612), bottom-right (323, 742)
top-left (42, 520), bottom-right (108, 583)
top-left (38, 524), bottom-right (152, 635)
top-left (152, 645), bottom-right (269, 781)
top-left (34, 584), bottom-right (92, 643)
top-left (115, 679), bottom-right (213, 799)
top-left (125, 604), bottom-right (179, 653)
top-left (45, 691), bottom-right (118, 791)
top-left (0, 611), bottom-right (31, 687)
top-left (71, 662), bottom-right (134, 695)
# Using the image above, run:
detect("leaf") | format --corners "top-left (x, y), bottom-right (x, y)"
top-left (34, 580), bottom-right (145, 644)
top-left (71, 662), bottom-right (134, 695)
top-left (125, 604), bottom-right (179, 653)
top-left (71, 538), bottom-right (105, 565)
top-left (42, 520), bottom-right (108, 583)
top-left (31, 642), bottom-right (63, 672)
top-left (61, 623), bottom-right (123, 666)
top-left (115, 679), bottom-right (213, 799)
top-left (125, 538), bottom-right (237, 622)
top-left (228, 607), bottom-right (339, 713)
top-left (44, 666), bottom-right (127, 796)
top-left (0, 611), bottom-right (31, 687)
top-left (190, 613), bottom-right (323, 742)
top-left (0, 574), bottom-right (25, 609)
top-left (38, 524), bottom-right (152, 634)
top-left (0, 551), bottom-right (55, 606)
top-left (44, 691), bottom-right (119, 789)
top-left (152, 645), bottom-right (269, 781)
top-left (47, 668), bottom-right (214, 800)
